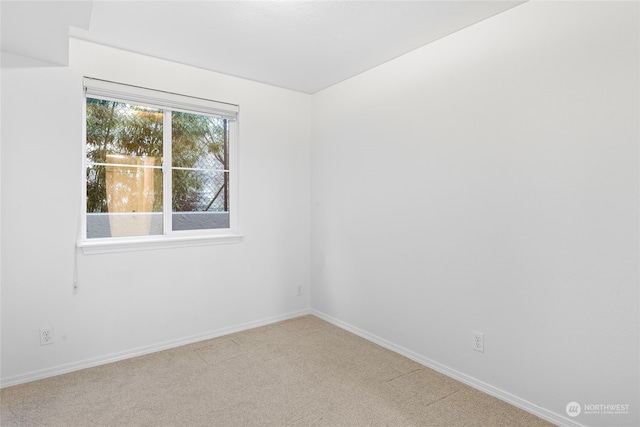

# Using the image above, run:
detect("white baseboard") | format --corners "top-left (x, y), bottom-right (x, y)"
top-left (311, 309), bottom-right (586, 427)
top-left (0, 308), bottom-right (311, 388)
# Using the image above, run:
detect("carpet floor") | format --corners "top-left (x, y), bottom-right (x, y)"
top-left (1, 315), bottom-right (556, 426)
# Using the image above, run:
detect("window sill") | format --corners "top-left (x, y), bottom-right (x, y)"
top-left (78, 234), bottom-right (243, 254)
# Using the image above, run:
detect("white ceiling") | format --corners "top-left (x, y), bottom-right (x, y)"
top-left (2, 1), bottom-right (525, 93)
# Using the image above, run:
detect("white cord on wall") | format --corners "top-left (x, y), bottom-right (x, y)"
top-left (74, 209), bottom-right (81, 294)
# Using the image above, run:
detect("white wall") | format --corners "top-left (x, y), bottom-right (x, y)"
top-left (1, 39), bottom-right (311, 384)
top-left (310, 2), bottom-right (638, 427)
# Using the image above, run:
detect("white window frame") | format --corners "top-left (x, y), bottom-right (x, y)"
top-left (79, 77), bottom-right (241, 254)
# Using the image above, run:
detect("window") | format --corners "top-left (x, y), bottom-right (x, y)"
top-left (80, 78), bottom-right (240, 252)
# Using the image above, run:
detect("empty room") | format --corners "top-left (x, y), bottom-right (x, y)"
top-left (1, 1), bottom-right (638, 426)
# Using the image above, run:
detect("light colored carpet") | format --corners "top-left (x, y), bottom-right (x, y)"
top-left (1, 315), bottom-right (556, 426)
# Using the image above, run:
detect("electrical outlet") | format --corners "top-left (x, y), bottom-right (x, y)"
top-left (297, 285), bottom-right (302, 296)
top-left (472, 331), bottom-right (484, 353)
top-left (40, 327), bottom-right (54, 346)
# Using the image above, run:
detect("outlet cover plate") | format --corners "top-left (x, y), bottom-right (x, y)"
top-left (472, 331), bottom-right (484, 353)
top-left (40, 327), bottom-right (54, 345)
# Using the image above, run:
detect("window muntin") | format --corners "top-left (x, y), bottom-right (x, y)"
top-left (82, 78), bottom-right (239, 246)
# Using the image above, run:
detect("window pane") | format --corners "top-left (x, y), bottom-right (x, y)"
top-left (172, 111), bottom-right (227, 170)
top-left (86, 98), bottom-right (163, 164)
top-left (171, 111), bottom-right (230, 232)
top-left (84, 81), bottom-right (238, 244)
top-left (86, 165), bottom-right (163, 238)
top-left (172, 170), bottom-right (229, 231)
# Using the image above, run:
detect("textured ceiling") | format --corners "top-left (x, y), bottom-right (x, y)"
top-left (3, 1), bottom-right (526, 93)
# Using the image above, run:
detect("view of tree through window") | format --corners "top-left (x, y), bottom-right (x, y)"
top-left (171, 111), bottom-right (228, 213)
top-left (86, 99), bottom-right (164, 215)
top-left (85, 98), bottom-right (229, 238)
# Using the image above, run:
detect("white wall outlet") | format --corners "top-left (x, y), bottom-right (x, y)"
top-left (472, 331), bottom-right (484, 352)
top-left (40, 327), bottom-right (54, 345)
top-left (297, 285), bottom-right (303, 296)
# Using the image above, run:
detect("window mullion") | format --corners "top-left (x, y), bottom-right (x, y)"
top-left (163, 110), bottom-right (173, 235)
